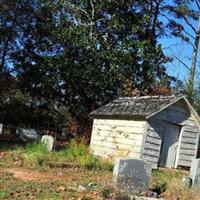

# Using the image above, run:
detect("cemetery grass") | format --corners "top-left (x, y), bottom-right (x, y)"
top-left (0, 142), bottom-right (200, 199)
top-left (0, 140), bottom-right (113, 200)
top-left (0, 140), bottom-right (113, 171)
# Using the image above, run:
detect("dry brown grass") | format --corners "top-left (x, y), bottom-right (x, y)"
top-left (164, 179), bottom-right (200, 200)
top-left (2, 143), bottom-right (200, 200)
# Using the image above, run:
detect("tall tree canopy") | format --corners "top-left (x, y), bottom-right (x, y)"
top-left (0, 0), bottom-right (198, 133)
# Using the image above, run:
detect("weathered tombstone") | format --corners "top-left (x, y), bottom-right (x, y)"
top-left (41, 135), bottom-right (54, 151)
top-left (113, 158), bottom-right (152, 195)
top-left (0, 124), bottom-right (2, 135)
top-left (190, 158), bottom-right (200, 187)
top-left (16, 128), bottom-right (41, 142)
top-left (182, 176), bottom-right (192, 187)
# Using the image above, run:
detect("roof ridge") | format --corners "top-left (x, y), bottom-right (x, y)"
top-left (117, 95), bottom-right (183, 100)
top-left (90, 94), bottom-right (186, 117)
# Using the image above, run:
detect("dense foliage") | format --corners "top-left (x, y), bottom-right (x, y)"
top-left (0, 0), bottom-right (199, 134)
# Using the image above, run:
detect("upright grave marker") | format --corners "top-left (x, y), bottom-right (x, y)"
top-left (41, 135), bottom-right (54, 151)
top-left (113, 158), bottom-right (152, 195)
top-left (190, 158), bottom-right (200, 187)
top-left (0, 124), bottom-right (2, 135)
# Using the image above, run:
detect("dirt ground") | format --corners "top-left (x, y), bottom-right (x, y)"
top-left (1, 149), bottom-right (198, 200)
top-left (0, 166), bottom-right (113, 200)
top-left (0, 149), bottom-right (115, 200)
top-left (2, 168), bottom-right (64, 182)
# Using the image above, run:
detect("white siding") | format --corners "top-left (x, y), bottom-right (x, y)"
top-left (90, 118), bottom-right (146, 159)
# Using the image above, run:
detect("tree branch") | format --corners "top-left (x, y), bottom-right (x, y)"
top-left (195, 0), bottom-right (200, 11)
top-left (89, 0), bottom-right (95, 39)
top-left (65, 2), bottom-right (92, 22)
top-left (183, 16), bottom-right (197, 33)
top-left (162, 43), bottom-right (182, 50)
top-left (182, 29), bottom-right (195, 40)
top-left (174, 56), bottom-right (191, 71)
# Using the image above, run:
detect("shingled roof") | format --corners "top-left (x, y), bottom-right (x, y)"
top-left (90, 95), bottom-right (185, 118)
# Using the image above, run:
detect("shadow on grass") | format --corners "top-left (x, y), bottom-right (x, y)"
top-left (0, 140), bottom-right (24, 151)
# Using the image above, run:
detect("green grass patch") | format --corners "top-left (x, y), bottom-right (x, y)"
top-left (9, 139), bottom-right (113, 171)
top-left (15, 142), bottom-right (51, 168)
top-left (0, 191), bottom-right (8, 199)
top-left (59, 139), bottom-right (113, 171)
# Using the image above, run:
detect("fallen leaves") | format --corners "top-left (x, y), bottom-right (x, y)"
top-left (0, 166), bottom-right (112, 199)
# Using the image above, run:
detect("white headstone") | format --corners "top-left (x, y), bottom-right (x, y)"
top-left (41, 135), bottom-right (54, 151)
top-left (113, 158), bottom-right (152, 195)
top-left (0, 124), bottom-right (2, 135)
top-left (190, 158), bottom-right (200, 187)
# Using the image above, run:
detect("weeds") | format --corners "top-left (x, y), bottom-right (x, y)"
top-left (15, 142), bottom-right (51, 168)
top-left (2, 144), bottom-right (200, 200)
top-left (100, 185), bottom-right (114, 199)
top-left (59, 139), bottom-right (113, 171)
top-left (6, 139), bottom-right (113, 171)
top-left (150, 169), bottom-right (185, 194)
top-left (164, 179), bottom-right (200, 200)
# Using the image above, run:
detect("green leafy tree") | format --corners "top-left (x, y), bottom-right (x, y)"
top-left (3, 0), bottom-right (198, 133)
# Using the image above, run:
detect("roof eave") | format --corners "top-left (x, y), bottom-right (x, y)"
top-left (90, 113), bottom-right (146, 120)
top-left (146, 96), bottom-right (185, 119)
top-left (183, 96), bottom-right (200, 125)
top-left (146, 96), bottom-right (200, 125)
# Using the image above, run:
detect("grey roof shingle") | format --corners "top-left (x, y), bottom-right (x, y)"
top-left (90, 95), bottom-right (184, 118)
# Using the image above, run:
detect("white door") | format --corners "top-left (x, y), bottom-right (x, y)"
top-left (159, 124), bottom-right (180, 168)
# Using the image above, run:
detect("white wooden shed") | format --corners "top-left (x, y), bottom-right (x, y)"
top-left (90, 95), bottom-right (200, 169)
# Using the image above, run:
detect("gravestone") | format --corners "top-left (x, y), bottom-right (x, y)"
top-left (16, 128), bottom-right (41, 142)
top-left (41, 135), bottom-right (54, 151)
top-left (182, 176), bottom-right (192, 187)
top-left (0, 124), bottom-right (2, 135)
top-left (113, 158), bottom-right (152, 195)
top-left (190, 158), bottom-right (200, 187)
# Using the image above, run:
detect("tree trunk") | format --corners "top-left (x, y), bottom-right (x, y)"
top-left (189, 15), bottom-right (200, 96)
top-left (152, 0), bottom-right (160, 38)
top-left (0, 39), bottom-right (10, 71)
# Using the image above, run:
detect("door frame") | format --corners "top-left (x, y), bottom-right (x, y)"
top-left (159, 123), bottom-right (181, 168)
top-left (174, 126), bottom-right (183, 168)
